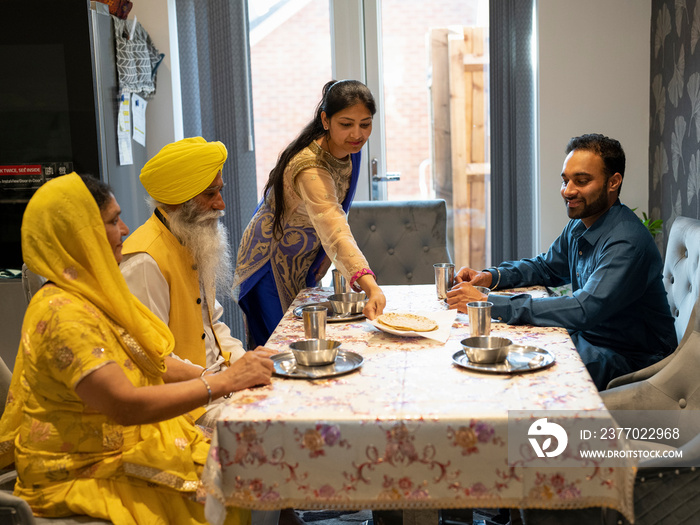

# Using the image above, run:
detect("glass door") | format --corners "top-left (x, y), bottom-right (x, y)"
top-left (332, 0), bottom-right (490, 269)
top-left (250, 0), bottom-right (490, 269)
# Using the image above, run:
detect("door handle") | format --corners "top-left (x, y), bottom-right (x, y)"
top-left (372, 172), bottom-right (401, 182)
top-left (371, 158), bottom-right (401, 182)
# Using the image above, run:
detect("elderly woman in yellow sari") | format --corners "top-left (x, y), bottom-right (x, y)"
top-left (0, 173), bottom-right (273, 524)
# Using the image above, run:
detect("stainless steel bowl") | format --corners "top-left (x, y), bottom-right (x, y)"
top-left (473, 285), bottom-right (491, 295)
top-left (289, 339), bottom-right (341, 366)
top-left (460, 336), bottom-right (512, 364)
top-left (328, 292), bottom-right (367, 315)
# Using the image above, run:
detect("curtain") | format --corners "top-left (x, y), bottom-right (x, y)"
top-left (176, 0), bottom-right (257, 341)
top-left (489, 0), bottom-right (537, 263)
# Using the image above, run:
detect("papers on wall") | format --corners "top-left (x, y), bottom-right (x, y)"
top-left (132, 94), bottom-right (147, 147)
top-left (118, 93), bottom-right (133, 165)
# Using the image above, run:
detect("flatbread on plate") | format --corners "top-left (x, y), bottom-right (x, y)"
top-left (377, 312), bottom-right (438, 332)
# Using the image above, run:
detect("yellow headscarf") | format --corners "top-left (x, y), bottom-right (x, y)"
top-left (19, 173), bottom-right (174, 370)
top-left (139, 137), bottom-right (227, 205)
top-left (0, 173), bottom-right (175, 467)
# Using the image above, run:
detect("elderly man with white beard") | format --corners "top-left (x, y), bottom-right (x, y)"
top-left (120, 137), bottom-right (276, 430)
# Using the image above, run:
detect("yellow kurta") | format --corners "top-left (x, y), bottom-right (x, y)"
top-left (0, 173), bottom-right (248, 525)
top-left (7, 284), bottom-right (230, 522)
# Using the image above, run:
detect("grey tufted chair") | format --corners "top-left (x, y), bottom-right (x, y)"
top-left (602, 292), bottom-right (700, 411)
top-left (662, 216), bottom-right (700, 343)
top-left (606, 216), bottom-right (700, 389)
top-left (347, 199), bottom-right (452, 285)
top-left (596, 294), bottom-right (700, 524)
top-left (529, 293), bottom-right (700, 524)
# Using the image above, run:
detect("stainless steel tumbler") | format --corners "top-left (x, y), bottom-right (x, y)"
top-left (332, 269), bottom-right (350, 294)
top-left (302, 305), bottom-right (327, 340)
top-left (434, 263), bottom-right (455, 300)
top-left (467, 301), bottom-right (493, 337)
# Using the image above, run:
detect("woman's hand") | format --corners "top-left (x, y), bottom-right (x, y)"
top-left (356, 273), bottom-right (385, 320)
top-left (363, 289), bottom-right (386, 320)
top-left (161, 356), bottom-right (206, 383)
top-left (218, 350), bottom-right (275, 392)
top-left (75, 351), bottom-right (275, 426)
top-left (250, 346), bottom-right (279, 358)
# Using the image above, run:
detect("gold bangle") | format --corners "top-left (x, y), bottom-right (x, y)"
top-left (199, 376), bottom-right (213, 405)
top-left (490, 268), bottom-right (501, 290)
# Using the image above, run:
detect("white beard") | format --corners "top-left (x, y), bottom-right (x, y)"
top-left (167, 200), bottom-right (234, 303)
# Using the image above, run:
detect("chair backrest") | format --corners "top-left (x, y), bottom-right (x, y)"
top-left (640, 295), bottom-right (700, 412)
top-left (21, 264), bottom-right (46, 306)
top-left (0, 487), bottom-right (36, 524)
top-left (347, 199), bottom-right (451, 285)
top-left (0, 356), bottom-right (11, 417)
top-left (602, 292), bottom-right (700, 418)
top-left (662, 216), bottom-right (700, 343)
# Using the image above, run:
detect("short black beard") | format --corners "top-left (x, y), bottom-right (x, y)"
top-left (566, 186), bottom-right (609, 222)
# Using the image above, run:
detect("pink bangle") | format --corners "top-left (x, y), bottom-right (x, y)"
top-left (350, 268), bottom-right (376, 291)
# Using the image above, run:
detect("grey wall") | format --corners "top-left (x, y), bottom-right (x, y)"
top-left (129, 0), bottom-right (184, 154)
top-left (538, 0), bottom-right (651, 253)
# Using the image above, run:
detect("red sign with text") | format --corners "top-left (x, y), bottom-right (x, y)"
top-left (0, 165), bottom-right (43, 176)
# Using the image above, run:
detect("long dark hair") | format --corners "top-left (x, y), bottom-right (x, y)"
top-left (80, 174), bottom-right (113, 211)
top-left (263, 80), bottom-right (376, 239)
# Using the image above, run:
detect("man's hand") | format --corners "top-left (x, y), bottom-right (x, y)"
top-left (223, 351), bottom-right (275, 392)
top-left (454, 266), bottom-right (493, 287)
top-left (445, 282), bottom-right (489, 313)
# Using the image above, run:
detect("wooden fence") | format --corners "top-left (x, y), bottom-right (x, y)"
top-left (428, 26), bottom-right (489, 270)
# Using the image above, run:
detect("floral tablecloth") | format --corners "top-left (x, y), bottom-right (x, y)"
top-left (202, 285), bottom-right (636, 523)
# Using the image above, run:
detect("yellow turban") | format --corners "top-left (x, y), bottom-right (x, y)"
top-left (139, 137), bottom-right (228, 205)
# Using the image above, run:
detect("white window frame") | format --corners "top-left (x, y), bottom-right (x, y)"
top-left (330, 0), bottom-right (387, 201)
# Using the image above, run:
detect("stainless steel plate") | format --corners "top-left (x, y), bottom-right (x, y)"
top-left (451, 344), bottom-right (555, 374)
top-left (272, 350), bottom-right (364, 379)
top-left (293, 301), bottom-right (365, 323)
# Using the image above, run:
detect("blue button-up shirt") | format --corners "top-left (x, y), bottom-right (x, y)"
top-left (488, 201), bottom-right (677, 367)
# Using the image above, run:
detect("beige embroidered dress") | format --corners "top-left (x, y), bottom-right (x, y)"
top-left (234, 141), bottom-right (369, 313)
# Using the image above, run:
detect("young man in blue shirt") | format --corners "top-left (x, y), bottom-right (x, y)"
top-left (447, 133), bottom-right (677, 390)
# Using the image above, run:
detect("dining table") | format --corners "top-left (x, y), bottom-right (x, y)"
top-left (202, 284), bottom-right (636, 524)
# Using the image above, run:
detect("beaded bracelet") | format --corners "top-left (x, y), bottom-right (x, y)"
top-left (350, 268), bottom-right (376, 291)
top-left (199, 375), bottom-right (213, 405)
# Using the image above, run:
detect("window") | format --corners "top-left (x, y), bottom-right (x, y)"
top-left (248, 0), bottom-right (332, 198)
top-left (249, 0), bottom-right (491, 269)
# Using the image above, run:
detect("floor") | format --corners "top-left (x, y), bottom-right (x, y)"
top-left (291, 508), bottom-right (513, 525)
top-left (292, 509), bottom-right (371, 524)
